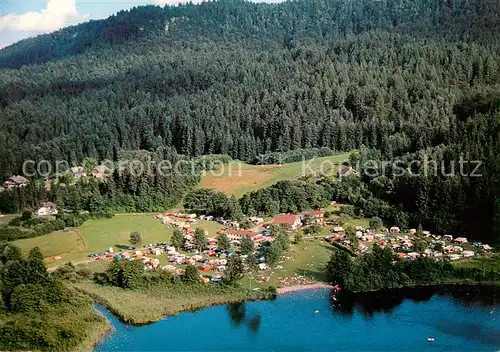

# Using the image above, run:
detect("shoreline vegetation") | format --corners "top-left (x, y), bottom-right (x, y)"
top-left (81, 281), bottom-right (499, 352)
top-left (73, 281), bottom-right (277, 325)
top-left (326, 247), bottom-right (500, 294)
top-left (73, 311), bottom-right (112, 352)
top-left (77, 277), bottom-right (500, 325)
top-left (76, 282), bottom-right (335, 326)
top-left (345, 280), bottom-right (500, 295)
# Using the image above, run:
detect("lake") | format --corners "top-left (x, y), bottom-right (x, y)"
top-left (95, 286), bottom-right (500, 351)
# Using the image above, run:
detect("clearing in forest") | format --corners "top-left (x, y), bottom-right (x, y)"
top-left (199, 153), bottom-right (351, 197)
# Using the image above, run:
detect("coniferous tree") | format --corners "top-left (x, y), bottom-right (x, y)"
top-left (193, 228), bottom-right (207, 252)
top-left (217, 233), bottom-right (231, 252)
top-left (171, 229), bottom-right (185, 249)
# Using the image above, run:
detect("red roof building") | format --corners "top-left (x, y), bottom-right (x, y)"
top-left (271, 214), bottom-right (302, 230)
top-left (218, 229), bottom-right (263, 242)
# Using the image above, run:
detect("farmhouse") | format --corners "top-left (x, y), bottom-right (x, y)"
top-left (300, 209), bottom-right (324, 225)
top-left (36, 202), bottom-right (58, 216)
top-left (218, 229), bottom-right (263, 242)
top-left (338, 165), bottom-right (357, 178)
top-left (4, 175), bottom-right (28, 188)
top-left (91, 165), bottom-right (108, 179)
top-left (272, 214), bottom-right (302, 230)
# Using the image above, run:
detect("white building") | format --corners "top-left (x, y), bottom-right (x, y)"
top-left (36, 202), bottom-right (58, 216)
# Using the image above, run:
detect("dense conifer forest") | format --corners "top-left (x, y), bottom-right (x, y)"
top-left (0, 0), bottom-right (499, 243)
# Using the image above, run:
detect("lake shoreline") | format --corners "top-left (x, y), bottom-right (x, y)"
top-left (92, 283), bottom-right (500, 352)
top-left (83, 280), bottom-right (498, 324)
top-left (277, 283), bottom-right (334, 295)
top-left (73, 282), bottom-right (278, 325)
top-left (75, 316), bottom-right (113, 352)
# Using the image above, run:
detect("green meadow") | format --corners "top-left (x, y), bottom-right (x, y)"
top-left (12, 214), bottom-right (224, 266)
top-left (199, 153), bottom-right (350, 197)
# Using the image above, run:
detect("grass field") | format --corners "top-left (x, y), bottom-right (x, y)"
top-left (0, 214), bottom-right (18, 225)
top-left (14, 229), bottom-right (85, 258)
top-left (274, 238), bottom-right (334, 282)
top-left (13, 214), bottom-right (224, 266)
top-left (199, 153), bottom-right (350, 197)
top-left (240, 238), bottom-right (335, 289)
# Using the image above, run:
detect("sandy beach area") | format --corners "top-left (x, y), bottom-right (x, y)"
top-left (277, 283), bottom-right (334, 295)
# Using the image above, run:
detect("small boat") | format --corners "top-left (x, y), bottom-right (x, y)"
top-left (427, 338), bottom-right (435, 342)
top-left (314, 310), bottom-right (319, 313)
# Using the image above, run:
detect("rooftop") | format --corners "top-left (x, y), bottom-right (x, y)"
top-left (272, 214), bottom-right (299, 225)
top-left (5, 175), bottom-right (28, 184)
top-left (219, 229), bottom-right (260, 238)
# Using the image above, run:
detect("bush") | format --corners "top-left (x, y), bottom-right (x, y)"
top-left (294, 232), bottom-right (303, 244)
top-left (0, 227), bottom-right (36, 242)
top-left (182, 265), bottom-right (200, 284)
top-left (129, 231), bottom-right (142, 246)
top-left (340, 205), bottom-right (355, 217)
top-left (369, 217), bottom-right (383, 230)
top-left (76, 268), bottom-right (92, 280)
top-left (8, 218), bottom-right (22, 227)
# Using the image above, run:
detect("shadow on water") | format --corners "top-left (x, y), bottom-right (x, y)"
top-left (437, 320), bottom-right (500, 346)
top-left (227, 302), bottom-right (262, 335)
top-left (330, 285), bottom-right (499, 318)
top-left (247, 314), bottom-right (262, 335)
top-left (227, 302), bottom-right (246, 327)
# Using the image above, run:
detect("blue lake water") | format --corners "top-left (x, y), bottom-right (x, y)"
top-left (95, 286), bottom-right (500, 351)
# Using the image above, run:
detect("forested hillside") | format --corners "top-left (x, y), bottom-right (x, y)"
top-left (0, 0), bottom-right (499, 243)
top-left (1, 0), bottom-right (500, 170)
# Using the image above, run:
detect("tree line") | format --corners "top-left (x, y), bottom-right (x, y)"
top-left (326, 245), bottom-right (500, 293)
